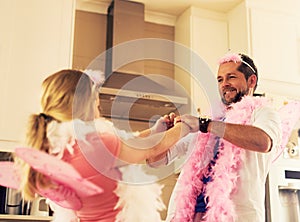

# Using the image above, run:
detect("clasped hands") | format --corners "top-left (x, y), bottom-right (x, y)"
top-left (152, 113), bottom-right (200, 133)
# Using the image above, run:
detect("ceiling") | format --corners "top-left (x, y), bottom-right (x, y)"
top-left (132, 0), bottom-right (243, 15)
top-left (92, 0), bottom-right (243, 16)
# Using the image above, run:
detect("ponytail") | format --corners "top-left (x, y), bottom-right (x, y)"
top-left (26, 113), bottom-right (53, 152)
top-left (20, 113), bottom-right (54, 200)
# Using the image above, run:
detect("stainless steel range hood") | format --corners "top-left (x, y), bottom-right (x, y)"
top-left (100, 0), bottom-right (189, 122)
top-left (99, 71), bottom-right (188, 122)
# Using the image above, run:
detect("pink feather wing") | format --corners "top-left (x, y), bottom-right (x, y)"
top-left (0, 161), bottom-right (20, 190)
top-left (37, 185), bottom-right (82, 210)
top-left (14, 147), bottom-right (103, 210)
top-left (14, 147), bottom-right (103, 197)
top-left (273, 101), bottom-right (300, 162)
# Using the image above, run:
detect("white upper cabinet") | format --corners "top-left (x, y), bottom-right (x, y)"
top-left (0, 0), bottom-right (75, 146)
top-left (250, 7), bottom-right (300, 88)
top-left (175, 7), bottom-right (228, 116)
top-left (175, 0), bottom-right (300, 114)
top-left (229, 1), bottom-right (300, 98)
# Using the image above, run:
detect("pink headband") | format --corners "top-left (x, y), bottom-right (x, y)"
top-left (218, 53), bottom-right (256, 73)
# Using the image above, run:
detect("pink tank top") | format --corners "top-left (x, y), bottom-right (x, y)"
top-left (63, 132), bottom-right (122, 222)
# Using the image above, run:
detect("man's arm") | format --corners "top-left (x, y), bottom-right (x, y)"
top-left (209, 122), bottom-right (272, 152)
top-left (180, 106), bottom-right (282, 153)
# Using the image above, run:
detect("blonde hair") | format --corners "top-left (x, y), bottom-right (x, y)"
top-left (20, 69), bottom-right (98, 200)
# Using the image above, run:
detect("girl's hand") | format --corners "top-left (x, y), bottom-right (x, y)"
top-left (151, 112), bottom-right (177, 133)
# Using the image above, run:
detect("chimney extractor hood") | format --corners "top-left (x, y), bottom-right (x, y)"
top-left (99, 72), bottom-right (189, 122)
top-left (101, 0), bottom-right (189, 122)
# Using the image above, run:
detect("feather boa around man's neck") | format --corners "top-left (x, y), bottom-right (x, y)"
top-left (172, 96), bottom-right (268, 222)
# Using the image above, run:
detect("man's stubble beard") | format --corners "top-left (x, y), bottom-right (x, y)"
top-left (221, 89), bottom-right (249, 106)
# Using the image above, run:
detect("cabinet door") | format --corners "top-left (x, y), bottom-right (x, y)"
top-left (0, 0), bottom-right (75, 144)
top-left (191, 16), bottom-right (228, 115)
top-left (191, 16), bottom-right (228, 72)
top-left (250, 8), bottom-right (300, 84)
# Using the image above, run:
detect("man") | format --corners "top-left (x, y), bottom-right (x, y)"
top-left (148, 53), bottom-right (282, 222)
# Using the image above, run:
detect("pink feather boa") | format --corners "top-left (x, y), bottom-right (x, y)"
top-left (172, 96), bottom-right (268, 222)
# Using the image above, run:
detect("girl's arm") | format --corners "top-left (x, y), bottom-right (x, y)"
top-left (119, 122), bottom-right (190, 164)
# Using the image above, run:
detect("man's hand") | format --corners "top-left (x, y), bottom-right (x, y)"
top-left (180, 114), bottom-right (200, 132)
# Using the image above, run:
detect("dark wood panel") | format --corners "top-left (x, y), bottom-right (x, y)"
top-left (72, 10), bottom-right (175, 77)
top-left (72, 10), bottom-right (107, 70)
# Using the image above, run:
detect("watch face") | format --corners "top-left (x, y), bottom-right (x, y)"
top-left (199, 117), bottom-right (211, 133)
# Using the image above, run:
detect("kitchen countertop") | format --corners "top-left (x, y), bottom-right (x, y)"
top-left (0, 140), bottom-right (20, 153)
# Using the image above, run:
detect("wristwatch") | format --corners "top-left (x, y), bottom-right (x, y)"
top-left (198, 116), bottom-right (211, 133)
